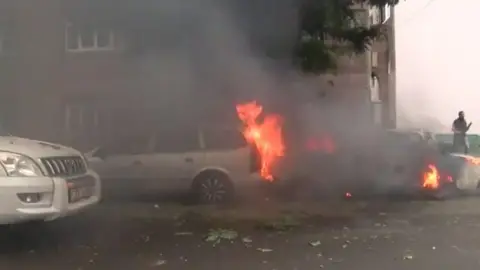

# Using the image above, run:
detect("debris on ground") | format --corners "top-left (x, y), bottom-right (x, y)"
top-left (205, 229), bottom-right (238, 246)
top-left (403, 250), bottom-right (414, 260)
top-left (242, 237), bottom-right (253, 243)
top-left (309, 241), bottom-right (321, 247)
top-left (258, 215), bottom-right (300, 232)
top-left (175, 232), bottom-right (194, 236)
top-left (152, 260), bottom-right (166, 266)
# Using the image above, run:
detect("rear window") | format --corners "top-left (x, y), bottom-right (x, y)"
top-left (154, 128), bottom-right (201, 153)
top-left (103, 135), bottom-right (152, 156)
top-left (202, 128), bottom-right (247, 150)
top-left (386, 132), bottom-right (423, 144)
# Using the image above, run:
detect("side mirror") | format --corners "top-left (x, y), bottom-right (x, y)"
top-left (94, 147), bottom-right (107, 159)
top-left (86, 147), bottom-right (107, 160)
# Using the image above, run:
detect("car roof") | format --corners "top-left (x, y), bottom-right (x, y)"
top-left (386, 128), bottom-right (432, 134)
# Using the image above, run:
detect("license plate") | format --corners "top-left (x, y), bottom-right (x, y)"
top-left (68, 186), bottom-right (93, 203)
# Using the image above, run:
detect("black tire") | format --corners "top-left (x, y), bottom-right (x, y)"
top-left (191, 171), bottom-right (234, 204)
top-left (429, 183), bottom-right (458, 200)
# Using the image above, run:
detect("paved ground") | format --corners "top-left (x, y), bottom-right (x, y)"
top-left (1, 196), bottom-right (480, 270)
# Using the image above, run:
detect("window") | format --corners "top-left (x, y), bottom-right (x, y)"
top-left (387, 132), bottom-right (423, 145)
top-left (103, 136), bottom-right (152, 156)
top-left (383, 5), bottom-right (391, 23)
top-left (202, 128), bottom-right (247, 150)
top-left (370, 74), bottom-right (380, 102)
top-left (371, 51), bottom-right (378, 67)
top-left (354, 10), bottom-right (368, 27)
top-left (346, 17), bottom-right (357, 28)
top-left (65, 23), bottom-right (115, 52)
top-left (65, 103), bottom-right (100, 133)
top-left (154, 128), bottom-right (201, 153)
top-left (369, 7), bottom-right (381, 25)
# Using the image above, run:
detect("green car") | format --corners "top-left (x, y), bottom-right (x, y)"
top-left (368, 130), bottom-right (480, 199)
top-left (435, 133), bottom-right (480, 156)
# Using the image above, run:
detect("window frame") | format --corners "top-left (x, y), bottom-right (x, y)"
top-left (64, 103), bottom-right (100, 133)
top-left (152, 129), bottom-right (203, 154)
top-left (371, 51), bottom-right (378, 68)
top-left (383, 5), bottom-right (391, 23)
top-left (102, 135), bottom-right (154, 156)
top-left (369, 6), bottom-right (381, 25)
top-left (370, 74), bottom-right (380, 102)
top-left (65, 23), bottom-right (115, 53)
top-left (200, 127), bottom-right (248, 151)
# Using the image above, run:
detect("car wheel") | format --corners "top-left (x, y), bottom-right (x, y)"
top-left (192, 171), bottom-right (234, 204)
top-left (429, 183), bottom-right (459, 200)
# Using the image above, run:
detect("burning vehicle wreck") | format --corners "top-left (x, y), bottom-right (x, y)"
top-left (235, 101), bottom-right (480, 200)
top-left (270, 127), bottom-right (480, 200)
top-left (87, 123), bottom-right (264, 204)
top-left (88, 99), bottom-right (480, 203)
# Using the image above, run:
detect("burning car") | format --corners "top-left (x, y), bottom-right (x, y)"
top-left (87, 125), bottom-right (262, 204)
top-left (352, 129), bottom-right (480, 199)
top-left (236, 101), bottom-right (480, 200)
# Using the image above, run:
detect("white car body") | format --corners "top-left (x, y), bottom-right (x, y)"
top-left (445, 153), bottom-right (480, 191)
top-left (87, 127), bottom-right (261, 202)
top-left (0, 136), bottom-right (101, 225)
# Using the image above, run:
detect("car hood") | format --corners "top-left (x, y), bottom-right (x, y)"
top-left (0, 136), bottom-right (81, 158)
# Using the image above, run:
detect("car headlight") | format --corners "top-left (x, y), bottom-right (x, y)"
top-left (0, 152), bottom-right (43, 177)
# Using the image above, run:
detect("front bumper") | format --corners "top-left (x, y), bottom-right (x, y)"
top-left (0, 169), bottom-right (101, 225)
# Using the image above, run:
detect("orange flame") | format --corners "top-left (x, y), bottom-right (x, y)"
top-left (422, 164), bottom-right (440, 190)
top-left (236, 101), bottom-right (285, 181)
top-left (464, 156), bottom-right (480, 165)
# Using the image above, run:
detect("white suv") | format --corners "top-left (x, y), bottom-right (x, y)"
top-left (0, 136), bottom-right (101, 225)
top-left (87, 126), bottom-right (262, 204)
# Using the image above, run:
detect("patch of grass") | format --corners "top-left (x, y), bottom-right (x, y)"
top-left (256, 215), bottom-right (301, 232)
top-left (204, 229), bottom-right (239, 246)
top-left (100, 201), bottom-right (364, 231)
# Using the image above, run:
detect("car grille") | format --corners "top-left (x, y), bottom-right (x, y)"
top-left (40, 156), bottom-right (87, 177)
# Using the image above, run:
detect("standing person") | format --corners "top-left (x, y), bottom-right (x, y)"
top-left (452, 111), bottom-right (472, 154)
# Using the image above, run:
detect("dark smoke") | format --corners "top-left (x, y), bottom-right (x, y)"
top-left (67, 0), bottom-right (423, 199)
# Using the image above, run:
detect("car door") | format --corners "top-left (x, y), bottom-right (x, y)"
top-left (200, 127), bottom-right (251, 179)
top-left (140, 127), bottom-right (205, 191)
top-left (89, 135), bottom-right (154, 181)
top-left (378, 132), bottom-right (425, 188)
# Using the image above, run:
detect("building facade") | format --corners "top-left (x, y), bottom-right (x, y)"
top-left (0, 0), bottom-right (151, 150)
top-left (317, 3), bottom-right (396, 129)
top-left (0, 0), bottom-right (396, 150)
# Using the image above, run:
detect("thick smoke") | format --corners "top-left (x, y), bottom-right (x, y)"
top-left (125, 0), bottom-right (300, 127)
top-left (92, 0), bottom-right (430, 199)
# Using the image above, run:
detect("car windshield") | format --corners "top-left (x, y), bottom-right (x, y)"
top-left (386, 131), bottom-right (423, 144)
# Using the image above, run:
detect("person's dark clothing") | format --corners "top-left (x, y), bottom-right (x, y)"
top-left (453, 117), bottom-right (469, 154)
